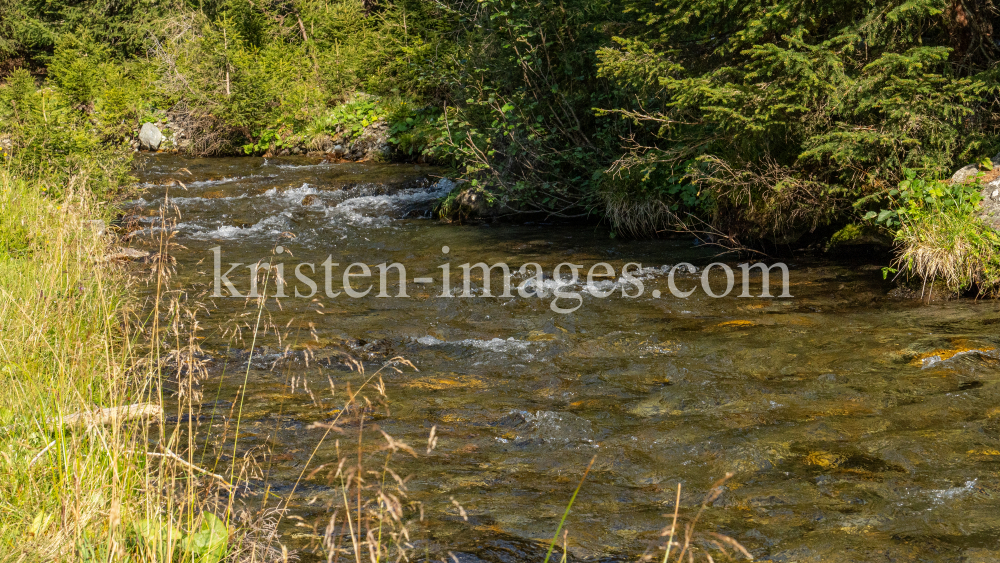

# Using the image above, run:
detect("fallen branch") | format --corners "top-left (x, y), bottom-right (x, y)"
top-left (59, 403), bottom-right (163, 429)
top-left (29, 440), bottom-right (57, 467)
top-left (146, 446), bottom-right (234, 490)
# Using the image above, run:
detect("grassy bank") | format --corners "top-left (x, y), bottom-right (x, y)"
top-left (0, 169), bottom-right (151, 559)
top-left (0, 170), bottom-right (284, 562)
top-left (0, 66), bottom-right (272, 557)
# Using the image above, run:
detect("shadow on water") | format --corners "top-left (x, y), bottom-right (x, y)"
top-left (129, 154), bottom-right (1000, 562)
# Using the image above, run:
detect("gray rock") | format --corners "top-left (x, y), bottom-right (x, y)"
top-left (951, 163), bottom-right (979, 184)
top-left (951, 152), bottom-right (1000, 184)
top-left (983, 179), bottom-right (1000, 229)
top-left (348, 120), bottom-right (394, 162)
top-left (138, 123), bottom-right (163, 151)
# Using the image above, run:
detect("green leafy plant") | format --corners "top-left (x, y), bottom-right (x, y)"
top-left (864, 168), bottom-right (1000, 294)
top-left (863, 169), bottom-right (984, 230)
top-left (305, 98), bottom-right (386, 142)
top-left (129, 512), bottom-right (229, 562)
top-left (242, 129), bottom-right (288, 155)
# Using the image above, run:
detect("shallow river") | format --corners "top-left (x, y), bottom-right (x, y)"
top-left (129, 155), bottom-right (1000, 562)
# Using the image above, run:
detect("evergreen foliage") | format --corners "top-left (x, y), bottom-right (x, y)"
top-left (595, 0), bottom-right (1000, 240)
top-left (2, 0), bottom-right (999, 252)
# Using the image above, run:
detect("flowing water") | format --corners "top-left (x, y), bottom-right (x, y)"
top-left (129, 154), bottom-right (1000, 562)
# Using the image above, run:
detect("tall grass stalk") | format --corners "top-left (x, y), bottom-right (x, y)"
top-left (542, 455), bottom-right (596, 563)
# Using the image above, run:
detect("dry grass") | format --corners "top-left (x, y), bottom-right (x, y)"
top-left (895, 209), bottom-right (1000, 296)
top-left (602, 188), bottom-right (684, 239)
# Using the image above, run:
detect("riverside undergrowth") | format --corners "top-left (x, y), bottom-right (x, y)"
top-left (871, 168), bottom-right (1000, 296)
top-left (0, 68), bottom-right (286, 560)
top-left (6, 0), bottom-right (1000, 242)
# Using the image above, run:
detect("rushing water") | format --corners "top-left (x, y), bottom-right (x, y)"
top-left (128, 154), bottom-right (1000, 562)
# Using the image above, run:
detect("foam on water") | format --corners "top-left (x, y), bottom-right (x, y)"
top-left (272, 162), bottom-right (327, 170)
top-left (929, 480), bottom-right (978, 504)
top-left (185, 213), bottom-right (295, 240)
top-left (331, 179), bottom-right (455, 226)
top-left (165, 193), bottom-right (250, 206)
top-left (183, 176), bottom-right (249, 187)
top-left (263, 183), bottom-right (320, 202)
top-left (416, 335), bottom-right (531, 351)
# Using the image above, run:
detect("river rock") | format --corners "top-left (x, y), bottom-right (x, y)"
top-left (138, 123), bottom-right (163, 151)
top-left (951, 153), bottom-right (1000, 229)
top-left (347, 121), bottom-right (393, 162)
top-left (449, 187), bottom-right (499, 219)
top-left (496, 410), bottom-right (594, 445)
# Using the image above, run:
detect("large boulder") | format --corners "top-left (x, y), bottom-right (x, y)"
top-left (138, 122), bottom-right (163, 151)
top-left (951, 152), bottom-right (1000, 229)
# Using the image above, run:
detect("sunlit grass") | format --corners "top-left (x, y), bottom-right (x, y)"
top-left (0, 171), bottom-right (255, 562)
top-left (896, 207), bottom-right (1000, 297)
top-left (0, 170), bottom-right (156, 560)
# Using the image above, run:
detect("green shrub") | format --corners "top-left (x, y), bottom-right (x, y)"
top-left (0, 68), bottom-right (133, 198)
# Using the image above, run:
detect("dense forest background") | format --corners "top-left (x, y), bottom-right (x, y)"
top-left (2, 0), bottom-right (1000, 279)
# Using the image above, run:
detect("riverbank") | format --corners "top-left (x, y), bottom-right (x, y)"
top-left (0, 168), bottom-right (158, 559)
top-left (0, 74), bottom-right (282, 559)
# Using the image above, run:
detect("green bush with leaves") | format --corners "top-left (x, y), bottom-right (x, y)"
top-left (305, 98), bottom-right (386, 141)
top-left (863, 168), bottom-right (985, 231)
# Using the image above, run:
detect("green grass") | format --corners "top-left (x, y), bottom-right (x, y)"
top-left (0, 171), bottom-right (249, 562)
top-left (0, 170), bottom-right (154, 560)
top-left (895, 209), bottom-right (1000, 297)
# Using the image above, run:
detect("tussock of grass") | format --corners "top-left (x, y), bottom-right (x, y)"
top-left (602, 188), bottom-right (681, 238)
top-left (895, 209), bottom-right (1000, 296)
